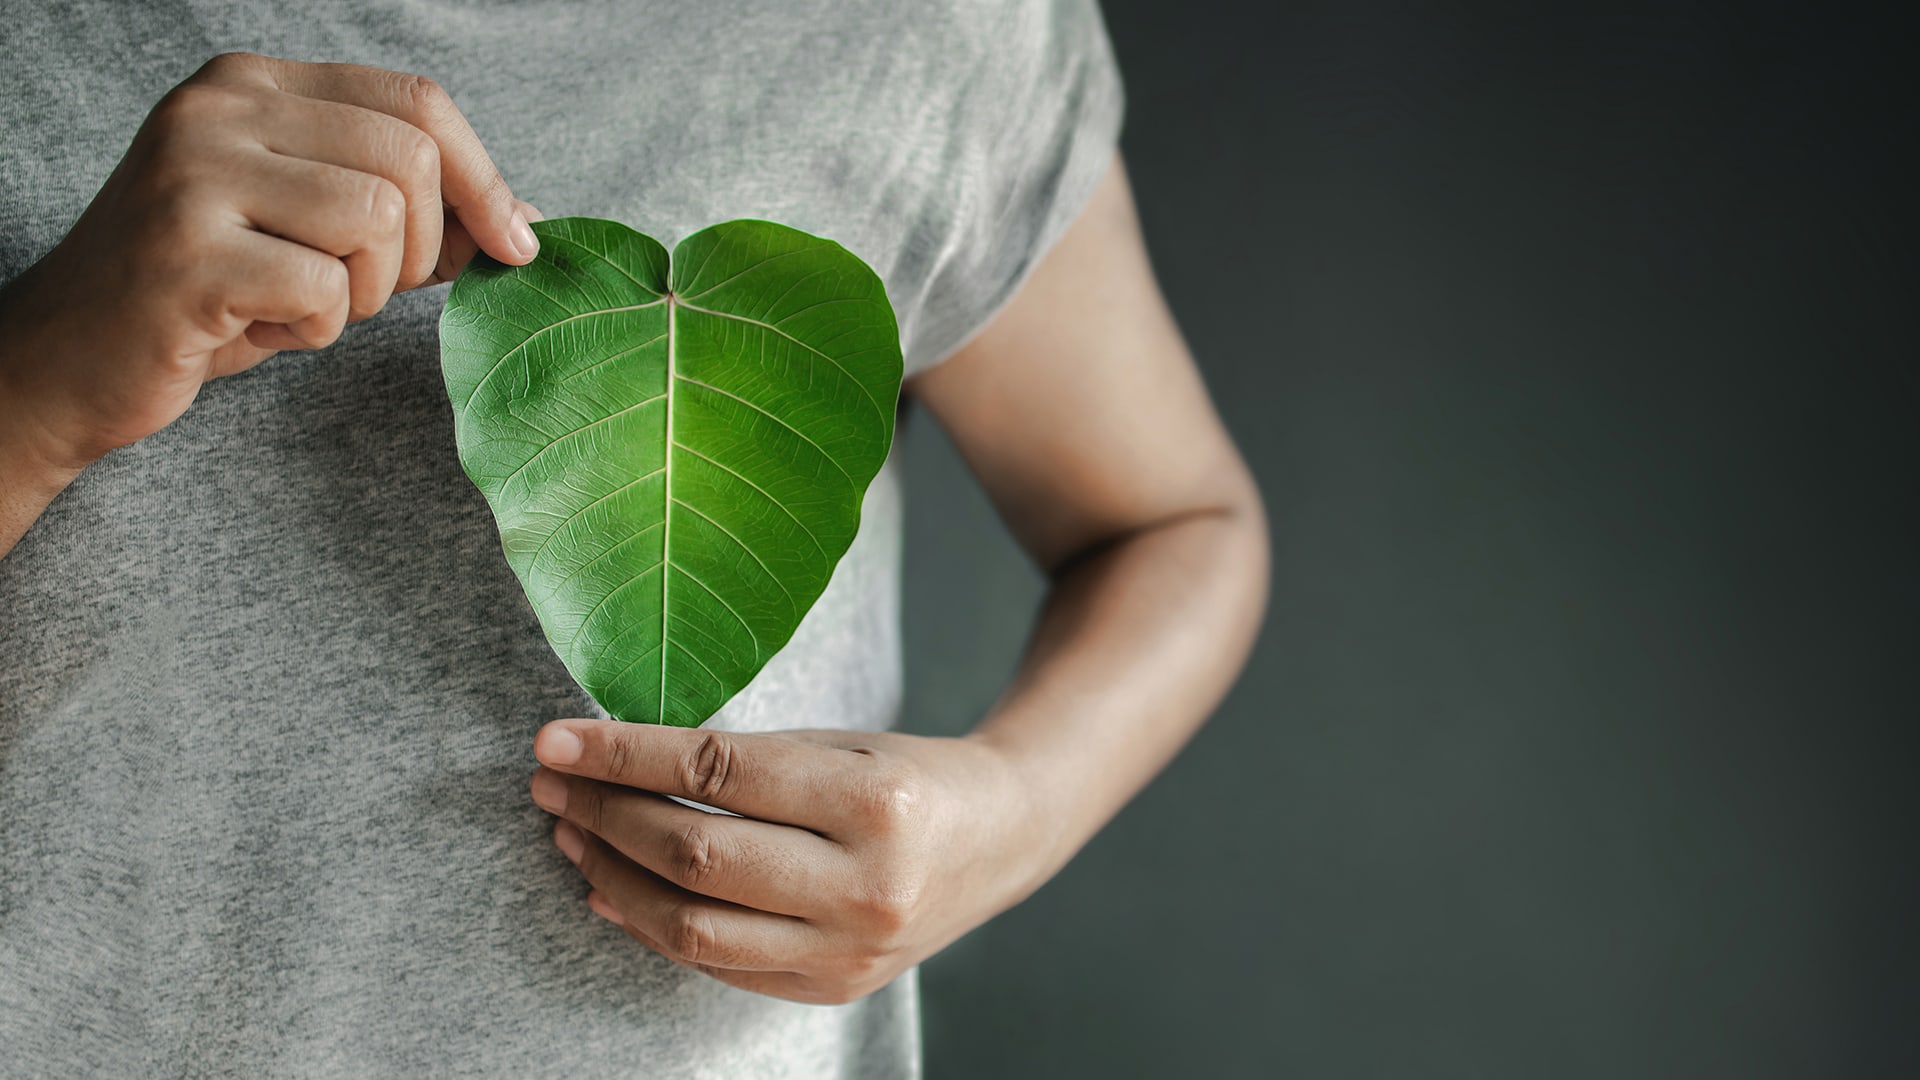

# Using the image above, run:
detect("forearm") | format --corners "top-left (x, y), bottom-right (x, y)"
top-left (967, 494), bottom-right (1270, 897)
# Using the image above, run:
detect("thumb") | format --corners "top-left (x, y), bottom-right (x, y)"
top-left (428, 200), bottom-right (544, 286)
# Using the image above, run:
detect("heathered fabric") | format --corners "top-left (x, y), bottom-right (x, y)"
top-left (0, 1), bottom-right (1123, 1075)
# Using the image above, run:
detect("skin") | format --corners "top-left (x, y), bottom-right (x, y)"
top-left (0, 51), bottom-right (541, 554)
top-left (527, 161), bottom-right (1269, 1004)
top-left (0, 54), bottom-right (1268, 1008)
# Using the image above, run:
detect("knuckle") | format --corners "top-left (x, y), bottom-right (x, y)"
top-left (399, 72), bottom-right (451, 121)
top-left (276, 257), bottom-right (349, 348)
top-left (192, 51), bottom-right (260, 82)
top-left (399, 246), bottom-right (441, 293)
top-left (856, 767), bottom-right (923, 832)
top-left (473, 163), bottom-right (510, 204)
top-left (670, 906), bottom-right (718, 966)
top-left (681, 733), bottom-right (737, 802)
top-left (313, 255), bottom-right (352, 305)
top-left (853, 876), bottom-right (921, 937)
top-left (603, 732), bottom-right (639, 785)
top-left (572, 781), bottom-right (607, 834)
top-left (147, 82), bottom-right (233, 139)
top-left (397, 126), bottom-right (440, 188)
top-left (840, 947), bottom-right (888, 982)
top-left (670, 821), bottom-right (721, 890)
top-left (365, 177), bottom-right (406, 235)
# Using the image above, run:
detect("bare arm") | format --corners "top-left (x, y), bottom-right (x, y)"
top-left (910, 155), bottom-right (1270, 888)
top-left (528, 154), bottom-right (1270, 1004)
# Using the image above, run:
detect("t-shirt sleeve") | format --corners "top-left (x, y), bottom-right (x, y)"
top-left (899, 0), bottom-right (1127, 377)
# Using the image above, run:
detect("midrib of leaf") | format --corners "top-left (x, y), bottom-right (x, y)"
top-left (659, 293), bottom-right (677, 724)
top-left (444, 217), bottom-right (904, 728)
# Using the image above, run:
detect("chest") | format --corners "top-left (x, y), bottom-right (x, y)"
top-left (0, 0), bottom-right (979, 287)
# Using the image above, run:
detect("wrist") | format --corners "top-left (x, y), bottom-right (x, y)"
top-left (0, 382), bottom-right (88, 497)
top-left (0, 264), bottom-right (102, 475)
top-left (0, 375), bottom-right (88, 557)
top-left (962, 719), bottom-right (1101, 905)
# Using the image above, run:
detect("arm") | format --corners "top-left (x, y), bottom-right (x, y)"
top-left (528, 154), bottom-right (1270, 1004)
top-left (910, 155), bottom-right (1269, 891)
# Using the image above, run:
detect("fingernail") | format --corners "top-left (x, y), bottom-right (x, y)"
top-left (531, 769), bottom-right (568, 813)
top-left (517, 201), bottom-right (546, 223)
top-left (509, 210), bottom-right (539, 260)
top-left (554, 821), bottom-right (584, 864)
top-left (587, 891), bottom-right (624, 925)
top-left (538, 726), bottom-right (583, 766)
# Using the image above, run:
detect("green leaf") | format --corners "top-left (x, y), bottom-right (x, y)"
top-left (439, 217), bottom-right (903, 726)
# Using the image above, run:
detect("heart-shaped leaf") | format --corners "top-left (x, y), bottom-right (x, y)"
top-left (439, 217), bottom-right (902, 726)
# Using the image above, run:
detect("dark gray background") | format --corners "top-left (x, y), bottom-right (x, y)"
top-left (901, 7), bottom-right (1917, 1078)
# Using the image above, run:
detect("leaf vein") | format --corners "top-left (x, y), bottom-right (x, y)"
top-left (672, 374), bottom-right (854, 483)
top-left (537, 519), bottom-right (665, 603)
top-left (671, 495), bottom-right (799, 614)
top-left (540, 231), bottom-right (666, 298)
top-left (671, 442), bottom-right (828, 559)
top-left (666, 560), bottom-right (763, 660)
top-left (679, 247), bottom-right (820, 303)
top-left (493, 392), bottom-right (667, 493)
top-left (568, 561), bottom-right (663, 667)
top-left (597, 642), bottom-right (665, 703)
top-left (672, 297), bottom-right (889, 426)
top-left (561, 331), bottom-right (669, 384)
top-left (525, 467), bottom-right (666, 576)
top-left (772, 296), bottom-right (871, 326)
top-left (462, 300), bottom-right (666, 412)
top-left (670, 641), bottom-right (727, 695)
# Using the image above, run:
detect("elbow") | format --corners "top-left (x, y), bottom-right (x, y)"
top-left (1043, 463), bottom-right (1271, 607)
top-left (1212, 467), bottom-right (1272, 625)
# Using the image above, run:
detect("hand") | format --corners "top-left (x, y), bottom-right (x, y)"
top-left (528, 720), bottom-right (1052, 1004)
top-left (0, 51), bottom-right (539, 470)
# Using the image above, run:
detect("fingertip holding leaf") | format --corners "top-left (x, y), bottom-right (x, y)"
top-left (439, 217), bottom-right (903, 727)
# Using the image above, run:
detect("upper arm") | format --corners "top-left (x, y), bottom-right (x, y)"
top-left (905, 155), bottom-right (1261, 576)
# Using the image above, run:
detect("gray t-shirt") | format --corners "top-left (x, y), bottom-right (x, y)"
top-left (0, 1), bottom-right (1122, 1075)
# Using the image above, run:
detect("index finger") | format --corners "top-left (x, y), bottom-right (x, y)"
top-left (248, 56), bottom-right (537, 266)
top-left (534, 719), bottom-right (879, 835)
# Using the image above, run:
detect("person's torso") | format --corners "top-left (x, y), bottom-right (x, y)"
top-left (0, 0), bottom-right (1100, 1072)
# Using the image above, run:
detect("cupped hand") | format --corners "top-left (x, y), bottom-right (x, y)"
top-left (0, 51), bottom-right (539, 469)
top-left (529, 720), bottom-right (1051, 1005)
